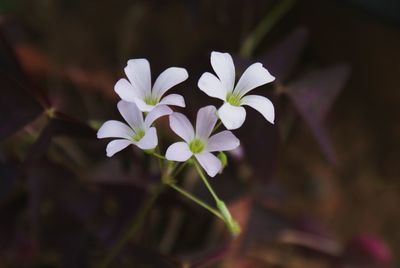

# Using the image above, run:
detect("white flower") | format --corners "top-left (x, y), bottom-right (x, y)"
top-left (198, 51), bottom-right (276, 130)
top-left (97, 101), bottom-right (172, 157)
top-left (114, 58), bottom-right (188, 112)
top-left (165, 105), bottom-right (240, 177)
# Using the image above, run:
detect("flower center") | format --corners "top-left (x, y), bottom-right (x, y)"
top-left (226, 93), bottom-right (241, 106)
top-left (132, 129), bottom-right (145, 142)
top-left (189, 139), bottom-right (205, 154)
top-left (144, 96), bottom-right (158, 106)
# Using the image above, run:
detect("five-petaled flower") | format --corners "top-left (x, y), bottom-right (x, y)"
top-left (165, 106), bottom-right (240, 177)
top-left (198, 51), bottom-right (275, 130)
top-left (115, 58), bottom-right (188, 112)
top-left (97, 101), bottom-right (172, 157)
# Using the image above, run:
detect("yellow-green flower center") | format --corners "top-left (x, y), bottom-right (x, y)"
top-left (189, 139), bottom-right (205, 154)
top-left (132, 129), bottom-right (145, 142)
top-left (144, 96), bottom-right (158, 106)
top-left (226, 93), bottom-right (241, 106)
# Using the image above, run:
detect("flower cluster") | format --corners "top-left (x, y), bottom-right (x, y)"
top-left (98, 51), bottom-right (275, 177)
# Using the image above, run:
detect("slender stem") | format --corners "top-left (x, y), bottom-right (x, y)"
top-left (153, 152), bottom-right (166, 160)
top-left (212, 120), bottom-right (222, 134)
top-left (239, 0), bottom-right (296, 58)
top-left (168, 184), bottom-right (224, 220)
top-left (171, 161), bottom-right (188, 178)
top-left (99, 183), bottom-right (165, 268)
top-left (193, 160), bottom-right (220, 203)
top-left (154, 146), bottom-right (163, 171)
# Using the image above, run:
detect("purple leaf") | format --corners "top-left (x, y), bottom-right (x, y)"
top-left (24, 113), bottom-right (96, 164)
top-left (0, 18), bottom-right (50, 107)
top-left (0, 72), bottom-right (43, 140)
top-left (285, 64), bottom-right (350, 164)
top-left (262, 27), bottom-right (309, 82)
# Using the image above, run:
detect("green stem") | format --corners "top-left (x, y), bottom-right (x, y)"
top-left (99, 183), bottom-right (165, 268)
top-left (193, 160), bottom-right (220, 203)
top-left (171, 162), bottom-right (188, 178)
top-left (239, 0), bottom-right (296, 58)
top-left (168, 183), bottom-right (224, 220)
top-left (192, 159), bottom-right (241, 236)
top-left (212, 120), bottom-right (223, 133)
top-left (154, 146), bottom-right (164, 171)
top-left (153, 152), bottom-right (166, 160)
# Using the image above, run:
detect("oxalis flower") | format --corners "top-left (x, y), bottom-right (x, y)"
top-left (198, 51), bottom-right (275, 130)
top-left (97, 101), bottom-right (172, 156)
top-left (115, 58), bottom-right (188, 112)
top-left (165, 105), bottom-right (240, 177)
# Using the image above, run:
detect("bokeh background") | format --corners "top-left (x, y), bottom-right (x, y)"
top-left (1, 0), bottom-right (399, 267)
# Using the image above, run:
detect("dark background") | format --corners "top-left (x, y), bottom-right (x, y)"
top-left (0, 0), bottom-right (399, 267)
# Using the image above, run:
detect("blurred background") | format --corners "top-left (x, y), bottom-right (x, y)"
top-left (1, 0), bottom-right (399, 267)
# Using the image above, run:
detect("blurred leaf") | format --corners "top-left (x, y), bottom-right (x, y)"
top-left (239, 0), bottom-right (297, 58)
top-left (0, 159), bottom-right (18, 203)
top-left (343, 234), bottom-right (393, 267)
top-left (285, 64), bottom-right (350, 164)
top-left (277, 229), bottom-right (341, 257)
top-left (242, 201), bottom-right (293, 250)
top-left (0, 19), bottom-right (50, 106)
top-left (24, 112), bottom-right (95, 163)
top-left (262, 27), bottom-right (309, 82)
top-left (0, 71), bottom-right (43, 140)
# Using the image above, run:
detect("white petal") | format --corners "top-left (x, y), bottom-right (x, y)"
top-left (106, 139), bottom-right (132, 157)
top-left (159, 94), bottom-right (185, 107)
top-left (169, 112), bottom-right (195, 142)
top-left (218, 103), bottom-right (246, 130)
top-left (117, 100), bottom-right (144, 131)
top-left (165, 142), bottom-right (193, 161)
top-left (210, 51), bottom-right (235, 92)
top-left (197, 72), bottom-right (226, 100)
top-left (114, 78), bottom-right (143, 101)
top-left (137, 127), bottom-right (158, 150)
top-left (195, 105), bottom-right (218, 140)
top-left (207, 130), bottom-right (240, 152)
top-left (195, 152), bottom-right (221, 177)
top-left (134, 98), bottom-right (155, 112)
top-left (97, 120), bottom-right (134, 139)
top-left (241, 95), bottom-right (275, 124)
top-left (144, 105), bottom-right (172, 128)
top-left (124, 59), bottom-right (151, 97)
top-left (233, 63), bottom-right (275, 97)
top-left (152, 67), bottom-right (188, 99)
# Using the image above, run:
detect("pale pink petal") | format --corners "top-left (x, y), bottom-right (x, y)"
top-left (159, 94), bottom-right (185, 107)
top-left (169, 112), bottom-right (195, 142)
top-left (233, 63), bottom-right (275, 97)
top-left (137, 127), bottom-right (158, 150)
top-left (114, 78), bottom-right (143, 101)
top-left (195, 105), bottom-right (218, 140)
top-left (117, 100), bottom-right (144, 130)
top-left (125, 59), bottom-right (151, 97)
top-left (152, 67), bottom-right (188, 99)
top-left (241, 94), bottom-right (275, 124)
top-left (207, 130), bottom-right (240, 152)
top-left (97, 120), bottom-right (134, 139)
top-left (211, 51), bottom-right (235, 92)
top-left (195, 152), bottom-right (221, 177)
top-left (106, 139), bottom-right (132, 157)
top-left (197, 72), bottom-right (226, 100)
top-left (218, 103), bottom-right (246, 130)
top-left (144, 105), bottom-right (172, 128)
top-left (165, 142), bottom-right (193, 161)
